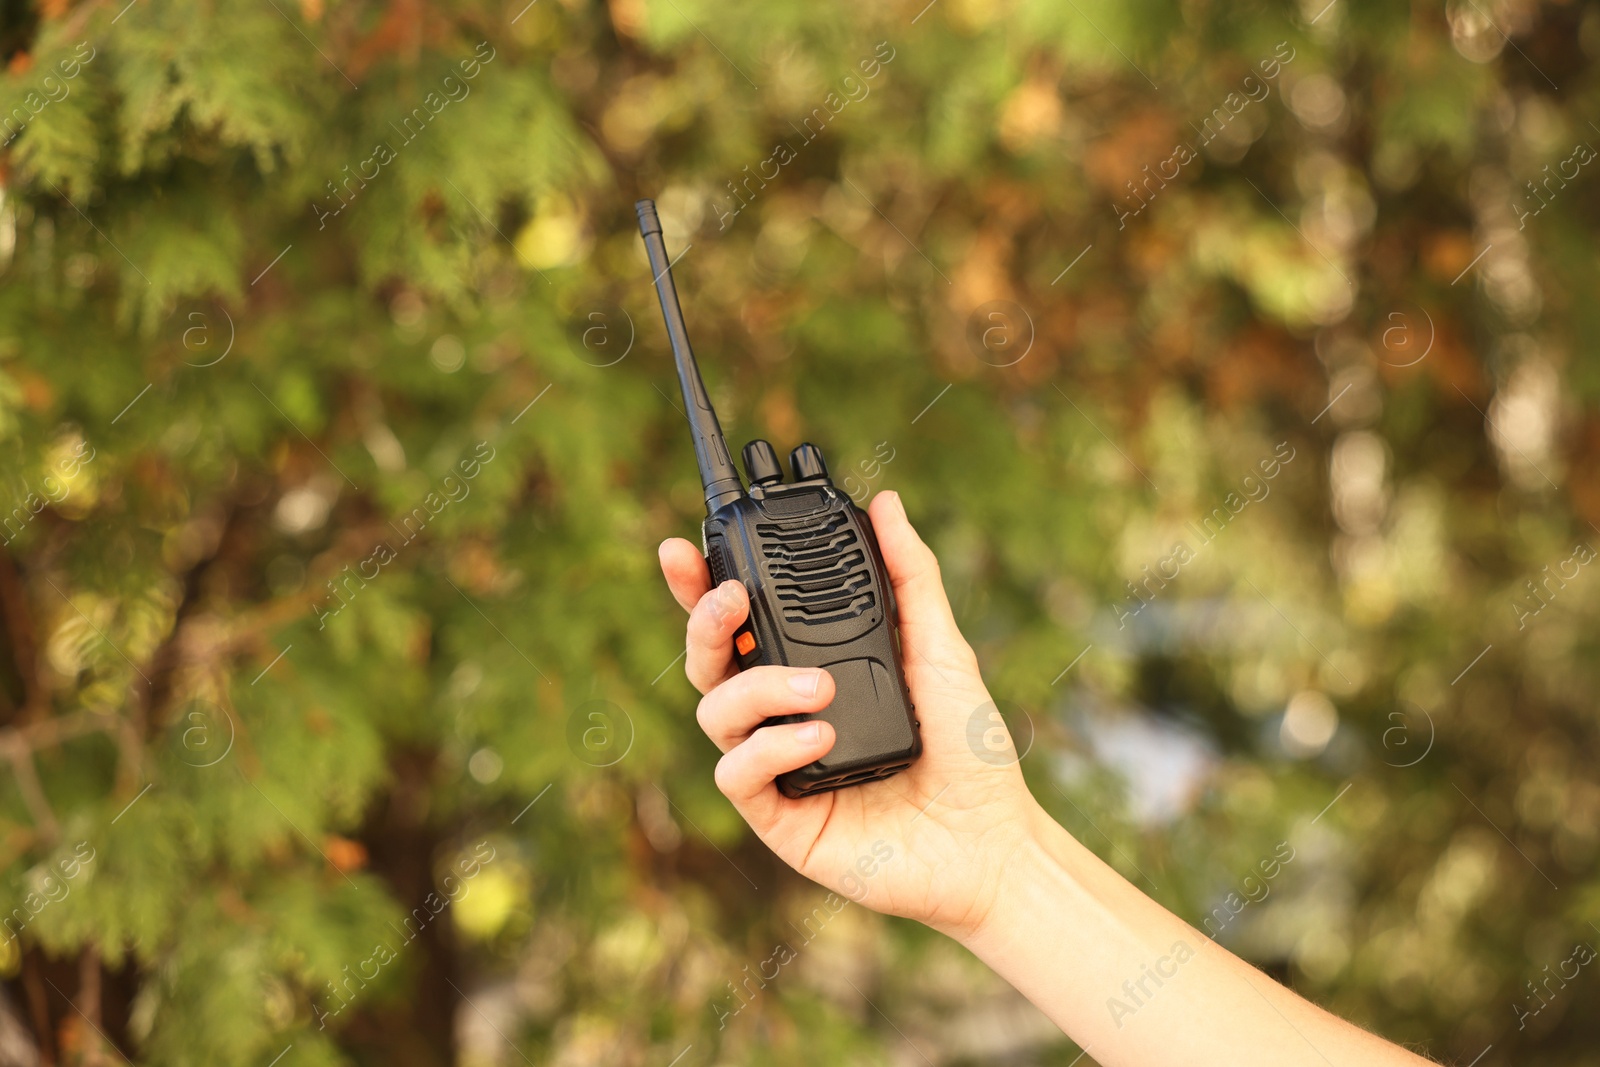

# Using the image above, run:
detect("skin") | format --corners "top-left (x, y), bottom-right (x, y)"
top-left (660, 491), bottom-right (1434, 1066)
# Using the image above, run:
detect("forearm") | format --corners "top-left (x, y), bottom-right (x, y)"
top-left (951, 803), bottom-right (1433, 1067)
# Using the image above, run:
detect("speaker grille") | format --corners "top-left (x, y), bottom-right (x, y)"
top-left (756, 513), bottom-right (877, 626)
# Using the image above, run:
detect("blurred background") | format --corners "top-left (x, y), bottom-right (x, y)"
top-left (1, 0), bottom-right (1598, 1063)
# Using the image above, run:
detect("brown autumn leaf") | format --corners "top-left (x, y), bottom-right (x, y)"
top-left (11, 367), bottom-right (56, 412)
top-left (1082, 107), bottom-right (1180, 196)
top-left (453, 539), bottom-right (506, 596)
top-left (1422, 229), bottom-right (1475, 284)
top-left (607, 0), bottom-right (647, 40)
top-left (324, 835), bottom-right (369, 872)
top-left (998, 78), bottom-right (1063, 154)
top-left (758, 387), bottom-right (803, 448)
top-left (1565, 416), bottom-right (1600, 532)
top-left (1205, 325), bottom-right (1307, 412)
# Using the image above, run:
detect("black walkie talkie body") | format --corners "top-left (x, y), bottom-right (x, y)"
top-left (638, 199), bottom-right (921, 798)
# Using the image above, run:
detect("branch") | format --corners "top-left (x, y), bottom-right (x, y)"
top-left (0, 546), bottom-right (45, 727)
top-left (219, 514), bottom-right (416, 652)
top-left (19, 949), bottom-right (53, 1067)
top-left (0, 983), bottom-right (42, 1067)
top-left (0, 732), bottom-right (59, 845)
top-left (8, 710), bottom-right (117, 751)
top-left (133, 504), bottom-right (242, 745)
top-left (78, 948), bottom-right (103, 1067)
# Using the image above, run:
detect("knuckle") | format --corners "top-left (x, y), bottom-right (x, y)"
top-left (938, 638), bottom-right (981, 678)
top-left (695, 692), bottom-right (717, 734)
top-left (688, 667), bottom-right (720, 697)
top-left (750, 664), bottom-right (787, 687)
top-left (895, 553), bottom-right (939, 591)
top-left (689, 591), bottom-right (723, 632)
top-left (712, 752), bottom-right (740, 796)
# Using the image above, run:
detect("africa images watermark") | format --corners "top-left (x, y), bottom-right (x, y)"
top-left (312, 441), bottom-right (497, 629)
top-left (1110, 839), bottom-right (1296, 1028)
top-left (1114, 40), bottom-right (1297, 230)
top-left (712, 40), bottom-right (897, 231)
top-left (315, 840), bottom-right (498, 1029)
top-left (1, 437), bottom-right (97, 545)
top-left (312, 41), bottom-right (498, 229)
top-left (2, 841), bottom-right (97, 944)
top-left (1, 41), bottom-right (96, 147)
top-left (1511, 541), bottom-right (1594, 631)
top-left (1512, 139), bottom-right (1596, 230)
top-left (1115, 441), bottom-right (1297, 629)
top-left (710, 839), bottom-right (895, 1029)
top-left (839, 440), bottom-right (897, 504)
top-left (1106, 938), bottom-right (1198, 1030)
top-left (1202, 839), bottom-right (1295, 939)
top-left (1513, 940), bottom-right (1595, 1031)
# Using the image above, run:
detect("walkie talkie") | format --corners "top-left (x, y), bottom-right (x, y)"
top-left (637, 199), bottom-right (921, 798)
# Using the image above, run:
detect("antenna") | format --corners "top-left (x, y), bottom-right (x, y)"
top-left (636, 199), bottom-right (745, 512)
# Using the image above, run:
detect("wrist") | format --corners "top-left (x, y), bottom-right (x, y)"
top-left (933, 796), bottom-right (1076, 946)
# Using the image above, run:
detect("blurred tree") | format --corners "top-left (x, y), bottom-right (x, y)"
top-left (1, 0), bottom-right (1598, 1065)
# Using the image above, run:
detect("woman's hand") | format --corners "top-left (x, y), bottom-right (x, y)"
top-left (663, 492), bottom-right (1439, 1067)
top-left (658, 490), bottom-right (1046, 937)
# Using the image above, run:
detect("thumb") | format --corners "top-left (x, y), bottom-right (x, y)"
top-left (866, 491), bottom-right (975, 669)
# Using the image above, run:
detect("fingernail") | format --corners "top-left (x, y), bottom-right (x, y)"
top-left (788, 670), bottom-right (822, 697)
top-left (885, 490), bottom-right (906, 517)
top-left (797, 721), bottom-right (822, 744)
top-left (715, 580), bottom-right (743, 619)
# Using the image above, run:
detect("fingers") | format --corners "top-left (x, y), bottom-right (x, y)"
top-left (684, 579), bottom-right (748, 693)
top-left (659, 538), bottom-right (711, 613)
top-left (696, 666), bottom-right (836, 752)
top-left (662, 540), bottom-right (746, 692)
top-left (867, 491), bottom-right (974, 665)
top-left (660, 539), bottom-right (740, 692)
top-left (715, 719), bottom-right (836, 830)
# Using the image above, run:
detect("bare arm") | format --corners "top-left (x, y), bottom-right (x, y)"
top-left (955, 804), bottom-right (1431, 1065)
top-left (659, 490), bottom-right (1431, 1067)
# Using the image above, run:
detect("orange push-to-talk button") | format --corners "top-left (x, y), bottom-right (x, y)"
top-left (735, 631), bottom-right (756, 655)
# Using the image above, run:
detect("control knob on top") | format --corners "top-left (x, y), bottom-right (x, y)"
top-left (742, 439), bottom-right (784, 485)
top-left (789, 442), bottom-right (828, 481)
